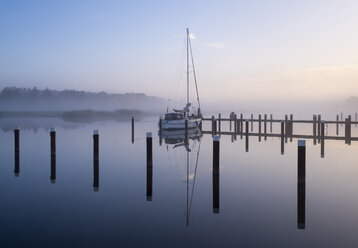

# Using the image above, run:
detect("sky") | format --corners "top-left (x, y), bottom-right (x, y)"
top-left (0, 0), bottom-right (358, 104)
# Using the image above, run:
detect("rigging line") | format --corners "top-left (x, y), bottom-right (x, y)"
top-left (188, 138), bottom-right (201, 221)
top-left (186, 28), bottom-right (190, 106)
top-left (189, 35), bottom-right (201, 110)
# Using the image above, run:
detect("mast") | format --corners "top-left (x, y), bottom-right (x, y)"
top-left (186, 28), bottom-right (189, 107)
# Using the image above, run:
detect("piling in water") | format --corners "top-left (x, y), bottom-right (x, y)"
top-left (317, 115), bottom-right (321, 144)
top-left (284, 115), bottom-right (288, 143)
top-left (336, 114), bottom-right (339, 136)
top-left (218, 113), bottom-right (221, 134)
top-left (50, 128), bottom-right (56, 183)
top-left (281, 121), bottom-right (284, 155)
top-left (258, 114), bottom-right (262, 142)
top-left (270, 114), bottom-right (273, 133)
top-left (251, 114), bottom-right (253, 132)
top-left (313, 115), bottom-right (317, 145)
top-left (290, 114), bottom-right (293, 142)
top-left (146, 132), bottom-right (153, 200)
top-left (131, 116), bottom-right (135, 144)
top-left (213, 135), bottom-right (220, 213)
top-left (146, 132), bottom-right (153, 201)
top-left (245, 119), bottom-right (249, 152)
top-left (264, 114), bottom-right (267, 140)
top-left (345, 116), bottom-right (351, 145)
top-left (14, 128), bottom-right (20, 176)
top-left (297, 140), bottom-right (306, 229)
top-left (321, 121), bottom-right (325, 158)
top-left (93, 130), bottom-right (99, 191)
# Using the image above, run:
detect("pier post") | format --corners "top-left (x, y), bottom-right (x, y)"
top-left (213, 135), bottom-right (220, 213)
top-left (218, 113), bottom-right (221, 134)
top-left (336, 114), bottom-right (339, 136)
top-left (281, 121), bottom-right (284, 155)
top-left (321, 121), bottom-right (325, 158)
top-left (285, 115), bottom-right (288, 143)
top-left (264, 114), bottom-right (267, 140)
top-left (14, 128), bottom-right (20, 176)
top-left (50, 128), bottom-right (56, 183)
top-left (245, 119), bottom-right (249, 152)
top-left (234, 114), bottom-right (237, 140)
top-left (240, 114), bottom-right (243, 136)
top-left (229, 112), bottom-right (234, 131)
top-left (270, 114), bottom-right (273, 133)
top-left (50, 128), bottom-right (56, 156)
top-left (313, 115), bottom-right (317, 145)
top-left (297, 140), bottom-right (306, 229)
top-left (290, 114), bottom-right (293, 142)
top-left (146, 132), bottom-right (153, 201)
top-left (251, 114), bottom-right (253, 132)
top-left (93, 130), bottom-right (99, 191)
top-left (345, 116), bottom-right (351, 145)
top-left (131, 116), bottom-right (135, 144)
top-left (258, 114), bottom-right (262, 142)
top-left (341, 112), bottom-right (343, 126)
top-left (317, 115), bottom-right (321, 144)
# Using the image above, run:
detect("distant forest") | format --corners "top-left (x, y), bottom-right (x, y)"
top-left (0, 87), bottom-right (165, 111)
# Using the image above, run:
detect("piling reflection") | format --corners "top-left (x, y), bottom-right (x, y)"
top-left (14, 151), bottom-right (19, 176)
top-left (297, 140), bottom-right (306, 229)
top-left (51, 155), bottom-right (56, 183)
top-left (213, 136), bottom-right (220, 214)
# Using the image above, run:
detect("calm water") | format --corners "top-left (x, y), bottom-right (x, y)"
top-left (1, 117), bottom-right (358, 247)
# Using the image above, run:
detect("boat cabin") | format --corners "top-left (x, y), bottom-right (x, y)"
top-left (165, 113), bottom-right (184, 120)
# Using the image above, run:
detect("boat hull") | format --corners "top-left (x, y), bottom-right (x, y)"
top-left (160, 118), bottom-right (201, 130)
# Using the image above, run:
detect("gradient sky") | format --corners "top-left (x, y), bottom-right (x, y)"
top-left (1, 0), bottom-right (358, 103)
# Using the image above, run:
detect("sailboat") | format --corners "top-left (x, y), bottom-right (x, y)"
top-left (159, 28), bottom-right (202, 130)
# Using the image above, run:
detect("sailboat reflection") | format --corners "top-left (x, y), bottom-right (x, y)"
top-left (159, 127), bottom-right (202, 226)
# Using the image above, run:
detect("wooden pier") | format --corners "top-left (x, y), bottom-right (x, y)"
top-left (201, 113), bottom-right (357, 144)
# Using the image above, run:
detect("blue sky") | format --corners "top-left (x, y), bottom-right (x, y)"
top-left (1, 0), bottom-right (358, 102)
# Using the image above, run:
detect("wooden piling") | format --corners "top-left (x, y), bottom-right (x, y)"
top-left (264, 114), bottom-right (267, 140)
top-left (258, 114), bottom-right (262, 142)
top-left (290, 114), bottom-right (293, 142)
top-left (245, 119), bottom-right (249, 152)
top-left (213, 135), bottom-right (220, 213)
top-left (317, 115), bottom-right (321, 144)
top-left (313, 115), bottom-right (317, 145)
top-left (251, 114), bottom-right (253, 132)
top-left (218, 113), bottom-right (221, 134)
top-left (270, 114), bottom-right (273, 133)
top-left (285, 115), bottom-right (288, 143)
top-left (345, 116), bottom-right (351, 145)
top-left (50, 128), bottom-right (56, 183)
top-left (146, 132), bottom-right (153, 201)
top-left (185, 119), bottom-right (189, 143)
top-left (14, 128), bottom-right (20, 176)
top-left (321, 121), bottom-right (325, 158)
top-left (336, 114), bottom-right (339, 136)
top-left (281, 121), bottom-right (284, 155)
top-left (297, 140), bottom-right (306, 229)
top-left (131, 116), bottom-right (135, 144)
top-left (50, 128), bottom-right (56, 156)
top-left (93, 130), bottom-right (99, 191)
